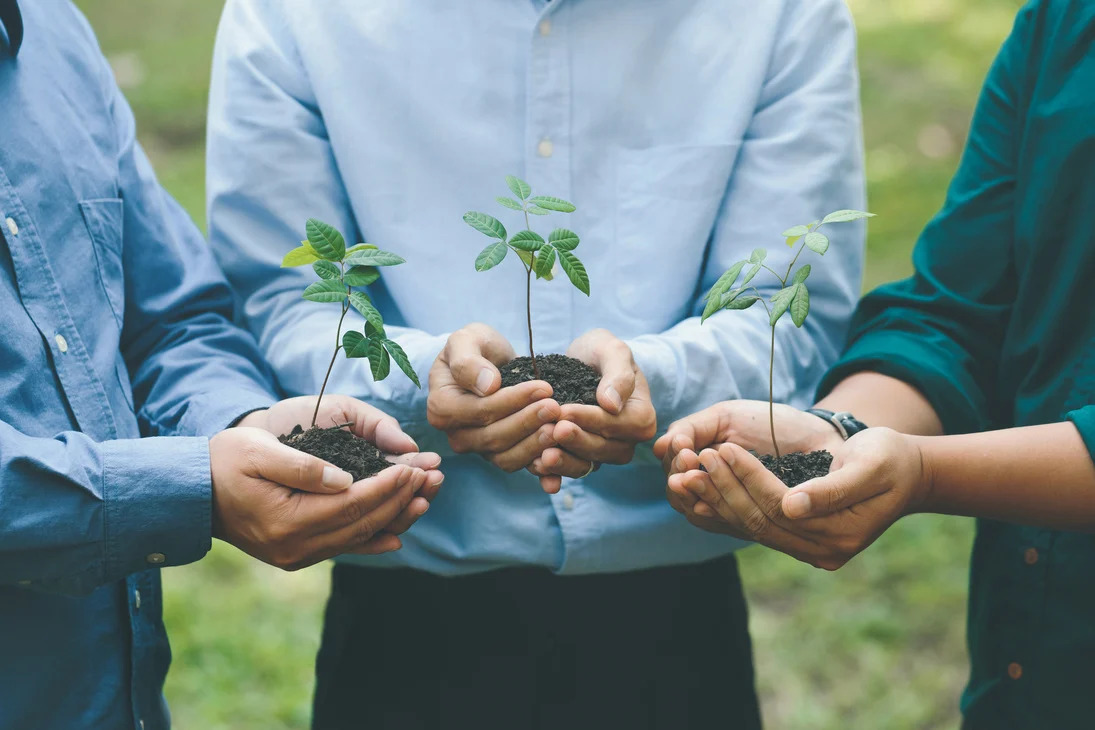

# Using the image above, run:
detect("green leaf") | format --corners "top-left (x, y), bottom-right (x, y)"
top-left (282, 243), bottom-right (320, 267)
top-left (505, 175), bottom-right (532, 200)
top-left (496, 196), bottom-right (525, 211)
top-left (749, 248), bottom-right (768, 264)
top-left (792, 264), bottom-right (812, 285)
top-left (312, 260), bottom-right (340, 280)
top-left (526, 206), bottom-right (551, 215)
top-left (305, 218), bottom-right (346, 261)
top-left (529, 196), bottom-right (576, 213)
top-left (557, 250), bottom-right (590, 295)
top-left (344, 265), bottom-right (380, 287)
top-left (302, 279), bottom-right (348, 302)
top-left (741, 263), bottom-right (762, 287)
top-left (790, 284), bottom-right (810, 327)
top-left (345, 243), bottom-right (378, 255)
top-left (515, 249), bottom-right (553, 279)
top-left (703, 261), bottom-right (746, 302)
top-left (822, 209), bottom-right (876, 224)
top-left (384, 339), bottom-right (421, 387)
top-left (548, 228), bottom-right (579, 251)
top-left (769, 284), bottom-right (798, 326)
top-left (781, 224), bottom-right (810, 238)
top-left (509, 230), bottom-right (545, 251)
top-left (364, 320), bottom-right (385, 338)
top-left (475, 240), bottom-right (509, 271)
top-left (785, 236), bottom-right (802, 248)
top-left (533, 244), bottom-right (556, 279)
top-left (804, 232), bottom-right (829, 255)
top-left (367, 337), bottom-right (391, 381)
top-left (725, 295), bottom-right (760, 311)
top-left (344, 249), bottom-right (406, 267)
top-left (342, 330), bottom-right (369, 358)
top-left (349, 292), bottom-right (384, 331)
top-left (463, 211), bottom-right (507, 239)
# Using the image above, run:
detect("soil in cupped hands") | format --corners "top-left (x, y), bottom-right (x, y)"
top-left (279, 424), bottom-right (390, 482)
top-left (756, 450), bottom-right (833, 488)
top-left (499, 353), bottom-right (600, 406)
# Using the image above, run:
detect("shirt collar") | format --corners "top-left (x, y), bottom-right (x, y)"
top-left (0, 0), bottom-right (23, 58)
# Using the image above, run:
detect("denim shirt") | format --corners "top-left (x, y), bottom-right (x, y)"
top-left (0, 2), bottom-right (277, 728)
top-left (207, 0), bottom-right (867, 576)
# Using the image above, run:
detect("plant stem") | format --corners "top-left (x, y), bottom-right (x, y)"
top-left (768, 324), bottom-right (780, 460)
top-left (311, 274), bottom-right (351, 428)
top-left (522, 206), bottom-right (541, 378)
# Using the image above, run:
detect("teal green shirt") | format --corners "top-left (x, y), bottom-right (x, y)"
top-left (819, 1), bottom-right (1095, 726)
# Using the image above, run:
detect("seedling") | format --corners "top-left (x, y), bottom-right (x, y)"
top-left (463, 176), bottom-right (590, 378)
top-left (701, 209), bottom-right (875, 460)
top-left (282, 218), bottom-right (420, 428)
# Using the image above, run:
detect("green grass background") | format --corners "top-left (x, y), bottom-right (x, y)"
top-left (73, 0), bottom-right (1024, 727)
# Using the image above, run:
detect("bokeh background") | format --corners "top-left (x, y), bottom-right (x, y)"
top-left (74, 0), bottom-right (1025, 727)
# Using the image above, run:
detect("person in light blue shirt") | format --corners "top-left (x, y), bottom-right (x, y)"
top-left (207, 1), bottom-right (866, 726)
top-left (0, 2), bottom-right (443, 728)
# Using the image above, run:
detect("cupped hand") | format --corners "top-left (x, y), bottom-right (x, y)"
top-left (209, 427), bottom-right (432, 569)
top-left (529, 329), bottom-right (656, 493)
top-left (674, 428), bottom-right (927, 570)
top-left (427, 323), bottom-right (560, 484)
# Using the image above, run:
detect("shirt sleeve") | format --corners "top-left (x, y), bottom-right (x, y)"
top-left (0, 420), bottom-right (212, 595)
top-left (104, 50), bottom-right (279, 438)
top-left (206, 0), bottom-right (441, 436)
top-left (628, 0), bottom-right (866, 427)
top-left (816, 6), bottom-right (1032, 435)
top-left (1067, 406), bottom-right (1095, 465)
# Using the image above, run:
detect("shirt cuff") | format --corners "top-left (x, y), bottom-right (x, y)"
top-left (176, 388), bottom-right (278, 438)
top-left (1066, 406), bottom-right (1095, 464)
top-left (816, 330), bottom-right (987, 435)
top-left (101, 436), bottom-right (212, 580)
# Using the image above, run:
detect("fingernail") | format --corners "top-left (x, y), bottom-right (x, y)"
top-left (475, 368), bottom-right (494, 395)
top-left (605, 386), bottom-right (623, 412)
top-left (418, 502), bottom-right (430, 516)
top-left (538, 406), bottom-right (554, 422)
top-left (539, 429), bottom-right (555, 447)
top-left (784, 492), bottom-right (811, 519)
top-left (322, 466), bottom-right (352, 490)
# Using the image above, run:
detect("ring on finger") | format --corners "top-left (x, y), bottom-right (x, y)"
top-left (580, 461), bottom-right (599, 479)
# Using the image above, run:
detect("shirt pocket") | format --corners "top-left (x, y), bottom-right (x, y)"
top-left (614, 144), bottom-right (740, 313)
top-left (79, 198), bottom-right (125, 329)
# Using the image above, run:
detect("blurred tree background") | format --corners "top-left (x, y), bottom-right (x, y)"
top-left (75, 0), bottom-right (1024, 727)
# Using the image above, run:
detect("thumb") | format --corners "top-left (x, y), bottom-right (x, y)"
top-left (592, 340), bottom-right (637, 415)
top-left (781, 459), bottom-right (883, 519)
top-left (255, 438), bottom-right (354, 494)
top-left (445, 327), bottom-right (513, 396)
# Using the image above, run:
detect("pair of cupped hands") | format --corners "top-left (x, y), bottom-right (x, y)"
top-left (655, 401), bottom-right (931, 571)
top-left (209, 324), bottom-right (656, 573)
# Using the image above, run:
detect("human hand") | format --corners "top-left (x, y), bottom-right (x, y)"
top-left (209, 427), bottom-right (430, 570)
top-left (239, 394), bottom-right (444, 535)
top-left (674, 428), bottom-right (928, 569)
top-left (529, 329), bottom-right (657, 493)
top-left (427, 323), bottom-right (560, 487)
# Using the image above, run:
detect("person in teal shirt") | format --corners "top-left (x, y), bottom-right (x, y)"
top-left (656, 0), bottom-right (1095, 726)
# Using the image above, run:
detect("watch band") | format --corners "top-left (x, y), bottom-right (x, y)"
top-left (805, 408), bottom-right (868, 440)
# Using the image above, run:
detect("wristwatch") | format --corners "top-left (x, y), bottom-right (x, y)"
top-left (805, 408), bottom-right (868, 440)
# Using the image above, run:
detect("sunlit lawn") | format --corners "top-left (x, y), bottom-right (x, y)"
top-left (75, 0), bottom-right (1023, 726)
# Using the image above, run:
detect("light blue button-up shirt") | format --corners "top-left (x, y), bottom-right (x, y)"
top-left (208, 0), bottom-right (866, 575)
top-left (0, 2), bottom-right (278, 728)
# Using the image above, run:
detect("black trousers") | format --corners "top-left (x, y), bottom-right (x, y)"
top-left (312, 556), bottom-right (761, 730)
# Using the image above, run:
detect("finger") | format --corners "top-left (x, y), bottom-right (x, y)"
top-left (444, 326), bottom-right (517, 396)
top-left (716, 444), bottom-right (790, 524)
top-left (552, 421), bottom-right (635, 464)
top-left (377, 496), bottom-right (431, 536)
top-left (779, 458), bottom-right (884, 520)
top-left (663, 404), bottom-right (736, 459)
top-left (487, 424), bottom-right (555, 473)
top-left (308, 467), bottom-right (425, 552)
top-left (365, 415), bottom-right (419, 455)
top-left (557, 399), bottom-right (656, 442)
top-left (429, 379), bottom-right (552, 429)
top-left (671, 446), bottom-right (702, 476)
top-left (448, 399), bottom-right (560, 455)
top-left (386, 452), bottom-right (442, 471)
top-left (660, 432), bottom-right (696, 475)
top-left (250, 434), bottom-right (353, 494)
top-left (294, 464), bottom-right (414, 530)
top-left (692, 501), bottom-right (717, 518)
top-left (666, 472), bottom-right (700, 514)
top-left (539, 447), bottom-right (597, 479)
top-left (525, 459), bottom-right (563, 493)
top-left (349, 532), bottom-right (403, 555)
top-left (416, 469), bottom-right (445, 503)
top-left (592, 343), bottom-right (638, 415)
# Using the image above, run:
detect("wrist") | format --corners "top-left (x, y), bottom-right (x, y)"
top-left (906, 434), bottom-right (937, 513)
top-left (234, 409), bottom-right (270, 430)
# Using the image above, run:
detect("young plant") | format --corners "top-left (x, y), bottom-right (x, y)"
top-left (282, 218), bottom-right (420, 428)
top-left (701, 209), bottom-right (875, 459)
top-left (463, 176), bottom-right (590, 378)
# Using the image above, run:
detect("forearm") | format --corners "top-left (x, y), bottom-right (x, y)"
top-left (913, 422), bottom-right (1095, 530)
top-left (816, 371), bottom-right (943, 436)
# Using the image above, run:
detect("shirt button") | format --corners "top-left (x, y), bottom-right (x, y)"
top-left (1007, 662), bottom-right (1023, 680)
top-left (134, 589), bottom-right (142, 610)
top-left (146, 552), bottom-right (166, 565)
top-left (538, 18), bottom-right (552, 36)
top-left (54, 334), bottom-right (69, 353)
top-left (1024, 547), bottom-right (1038, 565)
top-left (537, 139), bottom-right (554, 158)
top-left (561, 491), bottom-right (575, 510)
top-left (4, 217), bottom-right (17, 237)
top-left (139, 720), bottom-right (145, 730)
top-left (17, 579), bottom-right (31, 586)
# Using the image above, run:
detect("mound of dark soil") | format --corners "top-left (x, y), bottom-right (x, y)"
top-left (279, 425), bottom-right (390, 481)
top-left (499, 354), bottom-right (600, 406)
top-left (757, 450), bottom-right (833, 488)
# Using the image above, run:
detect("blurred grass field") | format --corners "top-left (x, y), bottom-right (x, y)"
top-left (74, 1), bottom-right (1024, 727)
